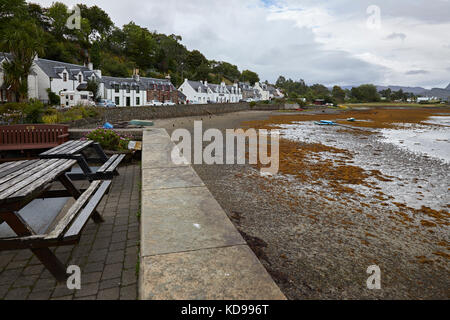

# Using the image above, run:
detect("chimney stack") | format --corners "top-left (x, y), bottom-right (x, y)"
top-left (88, 62), bottom-right (93, 71)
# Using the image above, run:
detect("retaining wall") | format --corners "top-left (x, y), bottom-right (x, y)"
top-left (139, 128), bottom-right (286, 300)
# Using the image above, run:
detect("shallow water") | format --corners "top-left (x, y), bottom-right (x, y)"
top-left (276, 118), bottom-right (450, 212)
top-left (381, 117), bottom-right (450, 164)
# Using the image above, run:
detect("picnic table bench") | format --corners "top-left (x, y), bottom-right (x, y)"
top-left (0, 159), bottom-right (110, 281)
top-left (40, 140), bottom-right (125, 181)
top-left (0, 124), bottom-right (69, 152)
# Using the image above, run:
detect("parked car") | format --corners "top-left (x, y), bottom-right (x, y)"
top-left (97, 99), bottom-right (116, 107)
top-left (163, 101), bottom-right (176, 106)
top-left (148, 100), bottom-right (163, 106)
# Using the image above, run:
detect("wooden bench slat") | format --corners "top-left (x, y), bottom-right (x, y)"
top-left (96, 155), bottom-right (118, 173)
top-left (0, 125), bottom-right (69, 152)
top-left (0, 235), bottom-right (78, 250)
top-left (45, 140), bottom-right (83, 156)
top-left (11, 160), bottom-right (76, 199)
top-left (64, 181), bottom-right (111, 239)
top-left (53, 140), bottom-right (87, 155)
top-left (105, 154), bottom-right (125, 173)
top-left (0, 159), bottom-right (44, 181)
top-left (0, 160), bottom-right (28, 175)
top-left (0, 159), bottom-right (58, 193)
top-left (67, 140), bottom-right (93, 155)
top-left (0, 159), bottom-right (75, 200)
top-left (46, 181), bottom-right (102, 240)
top-left (40, 140), bottom-right (75, 156)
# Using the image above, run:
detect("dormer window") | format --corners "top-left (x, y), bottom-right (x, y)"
top-left (136, 86), bottom-right (140, 94)
top-left (63, 73), bottom-right (67, 82)
top-left (126, 85), bottom-right (130, 93)
top-left (114, 84), bottom-right (119, 93)
top-left (78, 74), bottom-right (82, 82)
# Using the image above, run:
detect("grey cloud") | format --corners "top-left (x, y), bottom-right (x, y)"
top-left (386, 32), bottom-right (407, 41)
top-left (28, 0), bottom-right (448, 87)
top-left (405, 70), bottom-right (429, 75)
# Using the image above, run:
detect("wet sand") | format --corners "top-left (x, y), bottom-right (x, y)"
top-left (156, 107), bottom-right (449, 300)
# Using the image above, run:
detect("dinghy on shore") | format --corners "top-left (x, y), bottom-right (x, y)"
top-left (314, 120), bottom-right (337, 126)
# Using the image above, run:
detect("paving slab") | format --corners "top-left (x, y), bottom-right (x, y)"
top-left (141, 187), bottom-right (245, 257)
top-left (139, 128), bottom-right (285, 300)
top-left (142, 141), bottom-right (189, 169)
top-left (142, 166), bottom-right (204, 191)
top-left (142, 128), bottom-right (173, 146)
top-left (140, 245), bottom-right (286, 300)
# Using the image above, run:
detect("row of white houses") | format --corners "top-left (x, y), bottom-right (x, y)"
top-left (1, 53), bottom-right (284, 106)
top-left (0, 54), bottom-right (178, 106)
top-left (178, 79), bottom-right (284, 104)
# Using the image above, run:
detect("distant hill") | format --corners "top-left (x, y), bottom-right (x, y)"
top-left (342, 84), bottom-right (450, 99)
top-left (375, 85), bottom-right (428, 95)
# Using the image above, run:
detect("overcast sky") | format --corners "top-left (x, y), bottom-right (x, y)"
top-left (29, 0), bottom-right (450, 89)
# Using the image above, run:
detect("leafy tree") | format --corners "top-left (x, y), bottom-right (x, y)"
top-left (186, 50), bottom-right (208, 72)
top-left (379, 88), bottom-right (392, 101)
top-left (310, 84), bottom-right (330, 99)
top-left (47, 2), bottom-right (70, 40)
top-left (86, 78), bottom-right (100, 101)
top-left (1, 17), bottom-right (44, 101)
top-left (78, 4), bottom-right (113, 40)
top-left (122, 22), bottom-right (157, 71)
top-left (240, 70), bottom-right (260, 85)
top-left (332, 85), bottom-right (346, 103)
top-left (351, 84), bottom-right (380, 102)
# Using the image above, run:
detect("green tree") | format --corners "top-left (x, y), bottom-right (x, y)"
top-left (351, 84), bottom-right (380, 102)
top-left (240, 70), bottom-right (260, 85)
top-left (332, 85), bottom-right (346, 103)
top-left (86, 78), bottom-right (100, 101)
top-left (1, 17), bottom-right (44, 102)
top-left (186, 50), bottom-right (208, 72)
top-left (47, 2), bottom-right (70, 40)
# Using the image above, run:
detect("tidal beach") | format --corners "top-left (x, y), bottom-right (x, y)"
top-left (159, 107), bottom-right (450, 299)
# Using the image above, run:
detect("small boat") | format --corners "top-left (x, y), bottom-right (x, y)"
top-left (347, 118), bottom-right (356, 122)
top-left (315, 120), bottom-right (337, 126)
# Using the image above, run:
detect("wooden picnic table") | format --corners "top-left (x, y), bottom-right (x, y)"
top-left (0, 159), bottom-right (110, 281)
top-left (40, 140), bottom-right (125, 181)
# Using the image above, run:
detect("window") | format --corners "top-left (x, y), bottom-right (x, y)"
top-left (136, 86), bottom-right (140, 94)
top-left (114, 84), bottom-right (119, 93)
top-left (126, 85), bottom-right (130, 93)
top-left (115, 97), bottom-right (120, 105)
top-left (81, 95), bottom-right (87, 99)
top-left (70, 95), bottom-right (73, 100)
top-left (63, 73), bottom-right (67, 82)
top-left (136, 97), bottom-right (140, 105)
top-left (78, 74), bottom-right (82, 82)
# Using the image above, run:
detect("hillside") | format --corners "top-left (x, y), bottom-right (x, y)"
top-left (0, 1), bottom-right (260, 87)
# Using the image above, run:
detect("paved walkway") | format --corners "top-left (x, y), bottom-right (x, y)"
top-left (139, 128), bottom-right (285, 300)
top-left (0, 165), bottom-right (140, 300)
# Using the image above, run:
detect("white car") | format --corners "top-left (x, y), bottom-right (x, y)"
top-left (148, 100), bottom-right (163, 106)
top-left (163, 101), bottom-right (176, 106)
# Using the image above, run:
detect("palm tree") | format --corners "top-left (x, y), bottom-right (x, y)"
top-left (1, 18), bottom-right (44, 102)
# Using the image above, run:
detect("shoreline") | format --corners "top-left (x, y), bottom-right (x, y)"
top-left (156, 107), bottom-right (449, 299)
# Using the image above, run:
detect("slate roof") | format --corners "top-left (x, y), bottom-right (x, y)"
top-left (187, 80), bottom-right (208, 93)
top-left (100, 76), bottom-right (175, 91)
top-left (34, 58), bottom-right (94, 80)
